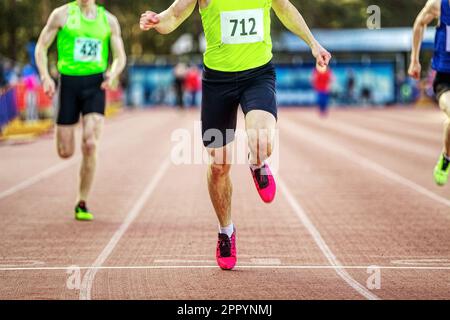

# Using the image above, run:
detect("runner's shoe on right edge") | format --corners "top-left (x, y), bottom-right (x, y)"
top-left (216, 228), bottom-right (237, 270)
top-left (434, 154), bottom-right (450, 186)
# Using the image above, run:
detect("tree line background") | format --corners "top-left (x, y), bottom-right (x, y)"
top-left (0, 0), bottom-right (428, 63)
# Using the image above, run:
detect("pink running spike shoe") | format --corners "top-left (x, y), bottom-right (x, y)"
top-left (216, 229), bottom-right (237, 270)
top-left (250, 163), bottom-right (277, 203)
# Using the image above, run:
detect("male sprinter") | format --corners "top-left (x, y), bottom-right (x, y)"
top-left (140, 0), bottom-right (330, 270)
top-left (409, 0), bottom-right (450, 186)
top-left (35, 0), bottom-right (126, 221)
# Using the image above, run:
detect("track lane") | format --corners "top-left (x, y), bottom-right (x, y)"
top-left (330, 110), bottom-right (440, 143)
top-left (368, 108), bottom-right (446, 127)
top-left (0, 109), bottom-right (186, 299)
top-left (88, 112), bottom-right (366, 300)
top-left (291, 110), bottom-right (450, 200)
top-left (2, 108), bottom-right (450, 300)
top-left (0, 110), bottom-right (175, 197)
top-left (90, 161), bottom-right (365, 300)
top-left (280, 111), bottom-right (450, 299)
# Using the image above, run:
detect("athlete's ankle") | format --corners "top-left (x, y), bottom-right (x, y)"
top-left (250, 164), bottom-right (264, 171)
top-left (77, 200), bottom-right (88, 209)
top-left (219, 223), bottom-right (234, 238)
top-left (248, 153), bottom-right (265, 170)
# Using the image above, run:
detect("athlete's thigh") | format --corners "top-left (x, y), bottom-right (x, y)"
top-left (81, 74), bottom-right (106, 119)
top-left (202, 70), bottom-right (240, 149)
top-left (245, 109), bottom-right (277, 156)
top-left (240, 64), bottom-right (277, 123)
top-left (82, 113), bottom-right (104, 143)
top-left (245, 110), bottom-right (277, 132)
top-left (57, 75), bottom-right (81, 126)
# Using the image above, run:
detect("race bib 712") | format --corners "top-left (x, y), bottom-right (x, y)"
top-left (74, 37), bottom-right (102, 62)
top-left (220, 9), bottom-right (265, 45)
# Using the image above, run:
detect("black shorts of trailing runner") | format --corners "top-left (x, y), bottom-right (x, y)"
top-left (57, 73), bottom-right (106, 125)
top-left (201, 61), bottom-right (277, 149)
top-left (433, 72), bottom-right (450, 101)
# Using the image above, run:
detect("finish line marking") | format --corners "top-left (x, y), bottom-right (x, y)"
top-left (1, 265), bottom-right (450, 271)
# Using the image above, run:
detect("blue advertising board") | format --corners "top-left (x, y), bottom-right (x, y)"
top-left (0, 88), bottom-right (17, 129)
top-left (127, 61), bottom-right (396, 107)
top-left (277, 62), bottom-right (396, 106)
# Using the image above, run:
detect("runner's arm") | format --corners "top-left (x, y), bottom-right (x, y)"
top-left (105, 13), bottom-right (127, 87)
top-left (411, 0), bottom-right (440, 63)
top-left (272, 0), bottom-right (331, 67)
top-left (35, 8), bottom-right (63, 81)
top-left (140, 0), bottom-right (197, 34)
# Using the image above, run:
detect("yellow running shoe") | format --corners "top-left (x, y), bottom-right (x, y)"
top-left (434, 154), bottom-right (450, 186)
top-left (75, 202), bottom-right (94, 221)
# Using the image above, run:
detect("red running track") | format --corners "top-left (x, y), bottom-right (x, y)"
top-left (0, 107), bottom-right (449, 300)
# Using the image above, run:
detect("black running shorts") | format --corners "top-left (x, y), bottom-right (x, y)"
top-left (57, 73), bottom-right (106, 125)
top-left (201, 61), bottom-right (277, 149)
top-left (433, 71), bottom-right (450, 101)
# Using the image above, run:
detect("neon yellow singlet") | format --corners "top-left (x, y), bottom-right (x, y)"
top-left (200, 0), bottom-right (273, 72)
top-left (57, 2), bottom-right (111, 76)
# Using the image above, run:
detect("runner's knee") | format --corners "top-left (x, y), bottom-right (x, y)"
top-left (209, 163), bottom-right (231, 179)
top-left (57, 128), bottom-right (75, 159)
top-left (57, 140), bottom-right (74, 159)
top-left (82, 137), bottom-right (97, 157)
top-left (58, 147), bottom-right (74, 159)
top-left (248, 130), bottom-right (273, 160)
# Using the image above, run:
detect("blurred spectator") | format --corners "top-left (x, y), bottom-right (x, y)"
top-left (360, 86), bottom-right (373, 106)
top-left (174, 62), bottom-right (187, 109)
top-left (345, 69), bottom-right (356, 105)
top-left (4, 61), bottom-right (19, 86)
top-left (312, 66), bottom-right (334, 117)
top-left (184, 65), bottom-right (201, 107)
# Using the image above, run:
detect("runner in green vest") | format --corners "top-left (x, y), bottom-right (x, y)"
top-left (140, 0), bottom-right (331, 270)
top-left (35, 0), bottom-right (126, 221)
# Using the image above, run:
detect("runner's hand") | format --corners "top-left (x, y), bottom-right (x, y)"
top-left (42, 76), bottom-right (56, 98)
top-left (101, 73), bottom-right (119, 91)
top-left (140, 11), bottom-right (160, 31)
top-left (408, 61), bottom-right (422, 80)
top-left (312, 42), bottom-right (332, 71)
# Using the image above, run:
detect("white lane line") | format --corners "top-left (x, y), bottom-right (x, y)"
top-left (2, 265), bottom-right (450, 271)
top-left (282, 119), bottom-right (450, 210)
top-left (153, 258), bottom-right (282, 265)
top-left (301, 115), bottom-right (436, 156)
top-left (79, 157), bottom-right (172, 300)
top-left (250, 258), bottom-right (282, 265)
top-left (337, 113), bottom-right (438, 141)
top-left (370, 111), bottom-right (446, 125)
top-left (0, 157), bottom-right (80, 200)
top-left (278, 178), bottom-right (380, 300)
top-left (391, 259), bottom-right (450, 266)
top-left (0, 259), bottom-right (46, 268)
top-left (0, 115), bottom-right (172, 200)
top-left (154, 260), bottom-right (216, 264)
top-left (143, 254), bottom-right (293, 258)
